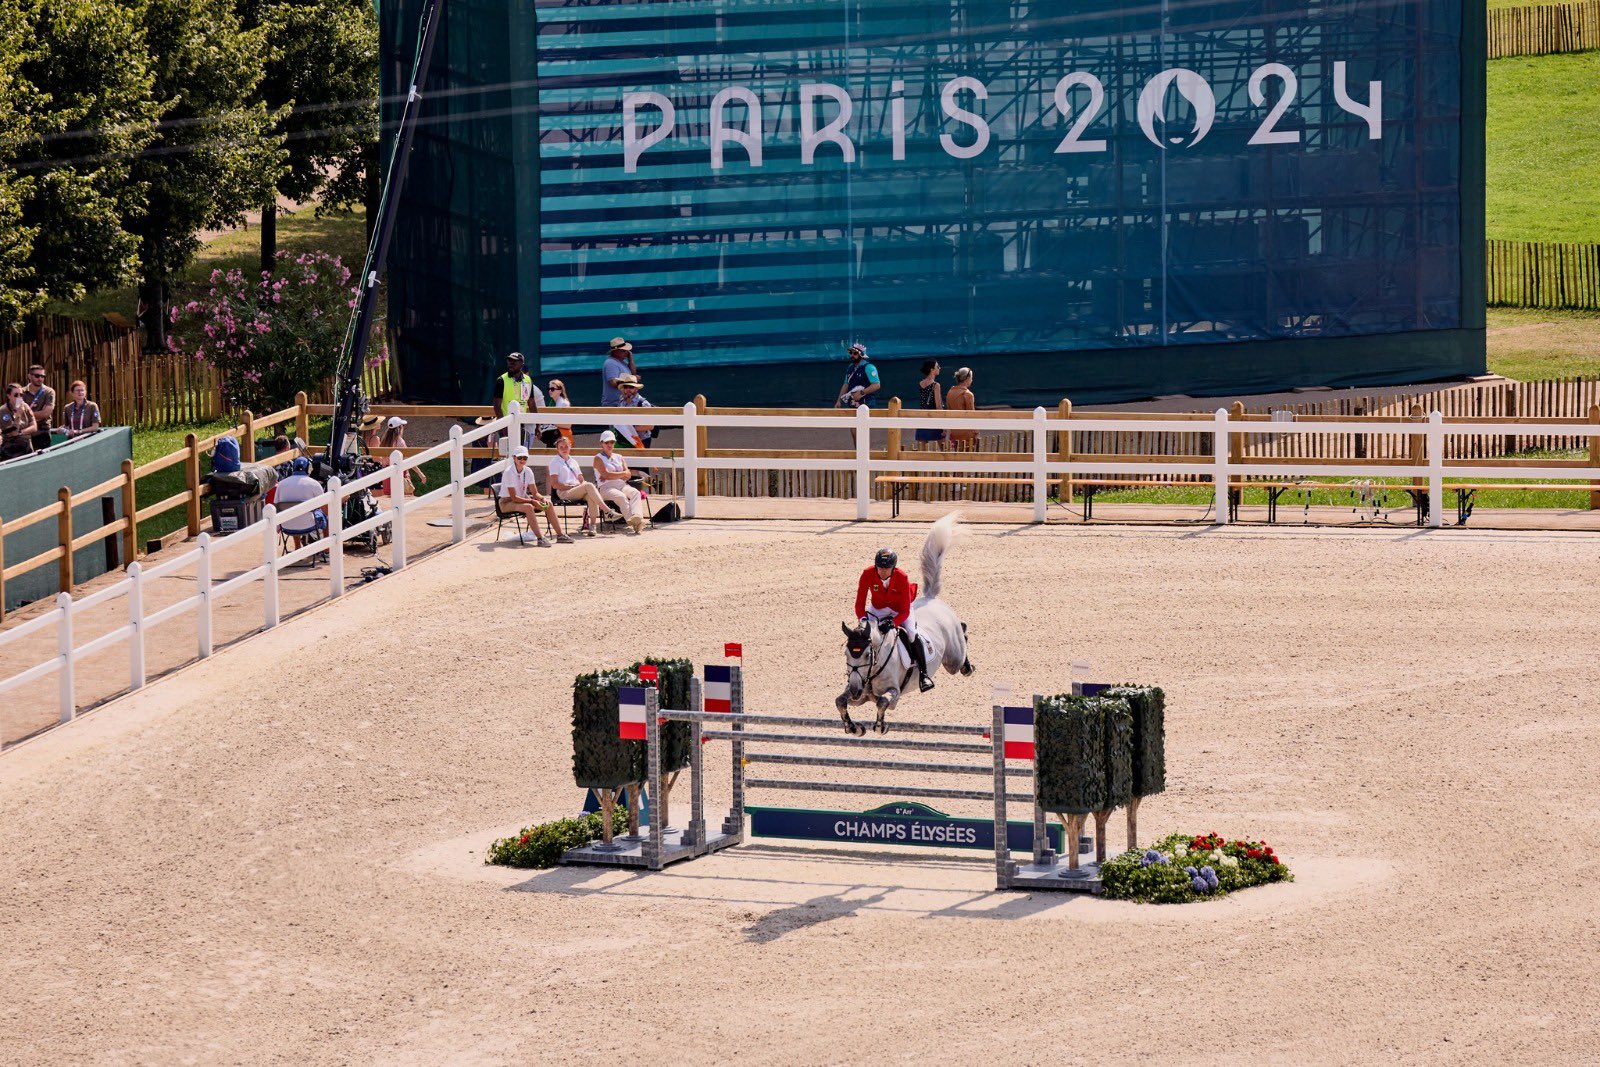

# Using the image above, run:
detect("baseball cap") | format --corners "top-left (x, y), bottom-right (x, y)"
top-left (290, 456), bottom-right (311, 475)
top-left (599, 430), bottom-right (617, 443)
top-left (512, 445), bottom-right (530, 458)
top-left (386, 416), bottom-right (407, 429)
top-left (506, 351), bottom-right (525, 363)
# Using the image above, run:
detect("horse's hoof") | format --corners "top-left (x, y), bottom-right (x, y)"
top-left (872, 720), bottom-right (888, 735)
top-left (850, 722), bottom-right (867, 737)
top-left (960, 660), bottom-right (974, 676)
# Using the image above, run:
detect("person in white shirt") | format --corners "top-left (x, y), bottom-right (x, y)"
top-left (273, 457), bottom-right (328, 549)
top-left (592, 430), bottom-right (646, 534)
top-left (546, 436), bottom-right (610, 536)
top-left (500, 446), bottom-right (570, 546)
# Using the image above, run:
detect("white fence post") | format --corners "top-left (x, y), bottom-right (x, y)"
top-left (57, 592), bottom-right (74, 723)
top-left (262, 503), bottom-right (280, 629)
top-left (1428, 410), bottom-right (1444, 529)
top-left (1032, 406), bottom-right (1048, 523)
top-left (681, 401), bottom-right (698, 519)
top-left (327, 477), bottom-right (344, 597)
top-left (855, 404), bottom-right (871, 520)
top-left (196, 531), bottom-right (213, 658)
top-left (389, 449), bottom-right (407, 570)
top-left (127, 561), bottom-right (146, 691)
top-left (449, 424), bottom-right (465, 542)
top-left (1213, 408), bottom-right (1230, 525)
top-left (506, 400), bottom-right (522, 455)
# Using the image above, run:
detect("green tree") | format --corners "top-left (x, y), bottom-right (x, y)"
top-left (13, 0), bottom-right (163, 308)
top-left (130, 0), bottom-right (285, 353)
top-left (241, 0), bottom-right (379, 273)
top-left (0, 4), bottom-right (41, 328)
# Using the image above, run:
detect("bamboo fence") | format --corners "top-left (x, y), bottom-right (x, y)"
top-left (1487, 240), bottom-right (1600, 311)
top-left (1488, 0), bottom-right (1600, 57)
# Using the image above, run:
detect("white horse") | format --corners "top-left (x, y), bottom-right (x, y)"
top-left (836, 513), bottom-right (973, 735)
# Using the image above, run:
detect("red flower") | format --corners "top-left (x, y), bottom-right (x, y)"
top-left (1268, 855), bottom-right (1279, 865)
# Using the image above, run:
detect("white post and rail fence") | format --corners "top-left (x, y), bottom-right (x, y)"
top-left (6, 402), bottom-right (1600, 734)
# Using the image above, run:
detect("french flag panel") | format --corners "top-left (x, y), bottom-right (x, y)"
top-left (1002, 706), bottom-right (1035, 761)
top-left (618, 686), bottom-right (647, 740)
top-left (704, 664), bottom-right (733, 713)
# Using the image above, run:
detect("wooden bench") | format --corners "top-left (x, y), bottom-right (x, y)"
top-left (873, 475), bottom-right (1066, 518)
top-left (1225, 480), bottom-right (1428, 525)
top-left (1445, 483), bottom-right (1592, 525)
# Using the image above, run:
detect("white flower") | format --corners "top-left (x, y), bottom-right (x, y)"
top-left (1174, 844), bottom-right (1188, 858)
top-left (1219, 855), bottom-right (1238, 868)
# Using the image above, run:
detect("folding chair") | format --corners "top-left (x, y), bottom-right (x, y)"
top-left (491, 481), bottom-right (528, 544)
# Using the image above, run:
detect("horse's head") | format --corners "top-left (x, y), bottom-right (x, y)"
top-left (841, 619), bottom-right (898, 699)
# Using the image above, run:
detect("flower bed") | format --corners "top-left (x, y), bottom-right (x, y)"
top-left (1099, 831), bottom-right (1293, 903)
top-left (486, 809), bottom-right (631, 869)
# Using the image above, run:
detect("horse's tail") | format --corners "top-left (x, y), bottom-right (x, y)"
top-left (919, 512), bottom-right (960, 601)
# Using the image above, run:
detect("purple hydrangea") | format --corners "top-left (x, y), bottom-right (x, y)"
top-left (1140, 849), bottom-right (1166, 867)
top-left (1201, 866), bottom-right (1220, 890)
top-left (1191, 876), bottom-right (1208, 892)
top-left (1183, 866), bottom-right (1198, 878)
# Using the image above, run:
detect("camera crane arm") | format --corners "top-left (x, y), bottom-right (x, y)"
top-left (327, 0), bottom-right (445, 471)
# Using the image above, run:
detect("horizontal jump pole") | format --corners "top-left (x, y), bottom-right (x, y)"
top-left (703, 729), bottom-right (992, 754)
top-left (745, 752), bottom-right (1030, 778)
top-left (663, 709), bottom-right (988, 736)
top-left (743, 778), bottom-right (1033, 804)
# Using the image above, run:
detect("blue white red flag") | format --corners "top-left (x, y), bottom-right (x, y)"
top-left (1002, 706), bottom-right (1035, 761)
top-left (618, 686), bottom-right (647, 740)
top-left (704, 664), bottom-right (732, 713)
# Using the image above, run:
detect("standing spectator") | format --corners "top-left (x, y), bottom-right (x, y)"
top-left (22, 365), bottom-right (54, 450)
top-left (494, 351), bottom-right (545, 449)
top-left (358, 413), bottom-right (383, 455)
top-left (378, 416), bottom-right (427, 495)
top-left (592, 430), bottom-right (647, 534)
top-left (1, 383), bottom-right (37, 459)
top-left (946, 367), bottom-right (978, 451)
top-left (915, 360), bottom-right (947, 451)
top-left (546, 436), bottom-right (609, 536)
top-left (834, 343), bottom-right (880, 409)
top-left (60, 381), bottom-right (101, 438)
top-left (545, 379), bottom-right (574, 446)
top-left (500, 445), bottom-right (570, 545)
top-left (601, 337), bottom-right (636, 407)
top-left (612, 374), bottom-right (655, 447)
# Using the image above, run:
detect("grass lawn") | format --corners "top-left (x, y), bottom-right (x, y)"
top-left (1487, 307), bottom-right (1600, 380)
top-left (1487, 51), bottom-right (1600, 244)
top-left (50, 206), bottom-right (369, 324)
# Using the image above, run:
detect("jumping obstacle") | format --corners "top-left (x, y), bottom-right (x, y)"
top-left (561, 664), bottom-right (1099, 892)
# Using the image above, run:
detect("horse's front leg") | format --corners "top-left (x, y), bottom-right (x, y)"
top-left (837, 689), bottom-right (866, 735)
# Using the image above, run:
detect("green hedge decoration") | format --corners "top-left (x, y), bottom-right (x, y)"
top-left (571, 667), bottom-right (645, 790)
top-left (1107, 685), bottom-right (1166, 797)
top-left (1035, 694), bottom-right (1110, 815)
top-left (1102, 696), bottom-right (1134, 810)
top-left (634, 657), bottom-right (691, 776)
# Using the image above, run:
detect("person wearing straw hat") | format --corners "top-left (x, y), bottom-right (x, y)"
top-left (610, 374), bottom-right (655, 447)
top-left (357, 412), bottom-right (384, 455)
top-left (601, 337), bottom-right (636, 407)
top-left (592, 430), bottom-right (646, 533)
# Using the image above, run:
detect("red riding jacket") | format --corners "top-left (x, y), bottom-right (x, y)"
top-left (855, 566), bottom-right (913, 626)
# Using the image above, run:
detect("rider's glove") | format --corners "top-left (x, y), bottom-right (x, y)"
top-left (878, 618), bottom-right (894, 634)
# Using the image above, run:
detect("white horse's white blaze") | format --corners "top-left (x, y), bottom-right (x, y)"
top-left (837, 513), bottom-right (973, 733)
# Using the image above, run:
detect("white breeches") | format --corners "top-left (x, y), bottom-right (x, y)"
top-left (597, 480), bottom-right (645, 520)
top-left (863, 604), bottom-right (916, 640)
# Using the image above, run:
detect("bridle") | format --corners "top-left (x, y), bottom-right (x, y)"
top-left (845, 626), bottom-right (900, 692)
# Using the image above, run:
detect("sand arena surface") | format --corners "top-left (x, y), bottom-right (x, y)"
top-left (3, 518), bottom-right (1600, 1064)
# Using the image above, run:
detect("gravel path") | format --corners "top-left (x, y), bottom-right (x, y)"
top-left (3, 519), bottom-right (1598, 1063)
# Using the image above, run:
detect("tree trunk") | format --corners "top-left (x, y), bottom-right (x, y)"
top-left (140, 273), bottom-right (167, 354)
top-left (260, 197), bottom-right (278, 277)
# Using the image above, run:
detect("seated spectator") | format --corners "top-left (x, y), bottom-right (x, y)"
top-left (378, 417), bottom-right (426, 496)
top-left (545, 379), bottom-right (574, 446)
top-left (500, 445), bottom-right (570, 546)
top-left (23, 365), bottom-right (54, 450)
top-left (592, 430), bottom-right (647, 534)
top-left (612, 374), bottom-right (655, 447)
top-left (60, 381), bottom-right (101, 438)
top-left (546, 436), bottom-right (611, 536)
top-left (1, 382), bottom-right (37, 459)
top-left (211, 433), bottom-right (241, 474)
top-left (273, 457), bottom-right (328, 549)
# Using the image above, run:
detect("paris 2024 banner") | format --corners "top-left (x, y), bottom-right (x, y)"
top-left (533, 0), bottom-right (1468, 382)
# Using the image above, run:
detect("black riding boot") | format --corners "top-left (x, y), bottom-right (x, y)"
top-left (903, 630), bottom-right (935, 692)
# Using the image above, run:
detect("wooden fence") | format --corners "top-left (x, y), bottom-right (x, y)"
top-left (1488, 0), bottom-right (1600, 57)
top-left (0, 315), bottom-right (400, 428)
top-left (1487, 240), bottom-right (1600, 311)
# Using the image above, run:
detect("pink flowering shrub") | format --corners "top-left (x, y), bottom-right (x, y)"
top-left (168, 251), bottom-right (384, 411)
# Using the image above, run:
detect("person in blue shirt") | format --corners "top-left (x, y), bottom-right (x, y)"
top-left (834, 343), bottom-right (881, 409)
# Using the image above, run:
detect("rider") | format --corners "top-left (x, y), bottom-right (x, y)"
top-left (854, 548), bottom-right (935, 692)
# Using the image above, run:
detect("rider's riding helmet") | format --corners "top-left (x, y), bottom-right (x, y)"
top-left (874, 548), bottom-right (897, 569)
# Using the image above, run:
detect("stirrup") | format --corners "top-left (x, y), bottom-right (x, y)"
top-left (919, 674), bottom-right (935, 692)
